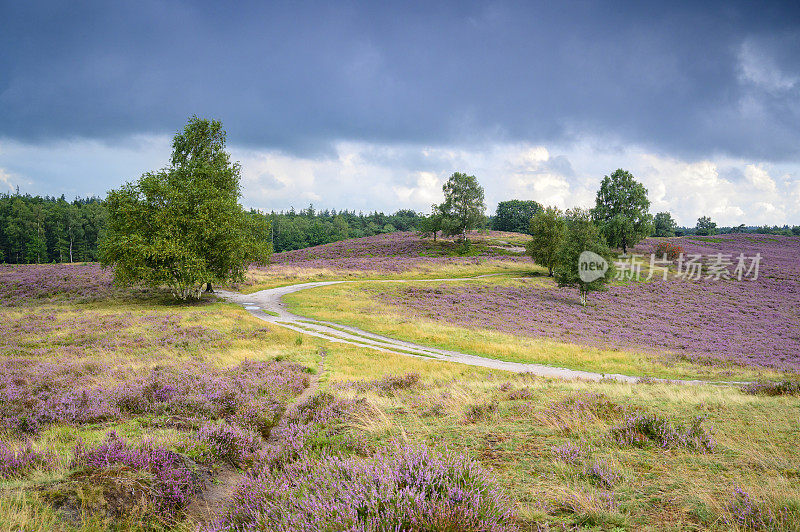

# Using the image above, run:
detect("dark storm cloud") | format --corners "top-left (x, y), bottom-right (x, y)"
top-left (1, 0), bottom-right (800, 160)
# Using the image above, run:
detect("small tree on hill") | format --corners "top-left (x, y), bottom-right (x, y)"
top-left (526, 206), bottom-right (565, 276)
top-left (696, 216), bottom-right (717, 236)
top-left (439, 172), bottom-right (485, 242)
top-left (653, 211), bottom-right (677, 237)
top-left (592, 169), bottom-right (653, 253)
top-left (418, 205), bottom-right (445, 242)
top-left (493, 199), bottom-right (543, 233)
top-left (554, 208), bottom-right (614, 306)
top-left (100, 116), bottom-right (272, 300)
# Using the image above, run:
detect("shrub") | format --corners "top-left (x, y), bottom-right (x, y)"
top-left (464, 400), bottom-right (498, 423)
top-left (71, 432), bottom-right (200, 514)
top-left (610, 414), bottom-right (714, 452)
top-left (582, 460), bottom-right (622, 489)
top-left (211, 444), bottom-right (515, 531)
top-left (742, 380), bottom-right (800, 397)
top-left (652, 241), bottom-right (684, 262)
top-left (727, 488), bottom-right (773, 530)
top-left (507, 387), bottom-right (535, 400)
top-left (343, 372), bottom-right (421, 394)
top-left (198, 422), bottom-right (262, 466)
top-left (552, 442), bottom-right (586, 465)
top-left (0, 442), bottom-right (54, 478)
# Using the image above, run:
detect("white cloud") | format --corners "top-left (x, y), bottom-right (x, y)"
top-left (1, 135), bottom-right (799, 226)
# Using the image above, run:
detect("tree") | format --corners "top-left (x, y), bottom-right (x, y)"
top-left (526, 206), bottom-right (564, 276)
top-left (592, 169), bottom-right (653, 253)
top-left (100, 116), bottom-right (272, 300)
top-left (439, 172), bottom-right (485, 241)
top-left (653, 211), bottom-right (677, 237)
top-left (554, 209), bottom-right (614, 306)
top-left (418, 205), bottom-right (445, 242)
top-left (493, 199), bottom-right (543, 233)
top-left (696, 216), bottom-right (717, 236)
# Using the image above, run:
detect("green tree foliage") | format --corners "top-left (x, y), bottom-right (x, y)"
top-left (269, 206), bottom-right (422, 252)
top-left (417, 205), bottom-right (445, 242)
top-left (0, 193), bottom-right (105, 264)
top-left (592, 169), bottom-right (653, 253)
top-left (526, 206), bottom-right (564, 276)
top-left (493, 199), bottom-right (543, 233)
top-left (554, 208), bottom-right (614, 306)
top-left (695, 216), bottom-right (717, 236)
top-left (100, 117), bottom-right (271, 300)
top-left (653, 211), bottom-right (677, 237)
top-left (439, 172), bottom-right (486, 241)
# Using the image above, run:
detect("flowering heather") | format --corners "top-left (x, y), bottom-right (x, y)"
top-left (610, 414), bottom-right (715, 452)
top-left (0, 357), bottom-right (308, 434)
top-left (262, 231), bottom-right (530, 274)
top-left (0, 441), bottom-right (54, 478)
top-left (0, 307), bottom-right (271, 359)
top-left (197, 421), bottom-right (262, 465)
top-left (337, 371), bottom-right (421, 394)
top-left (742, 380), bottom-right (800, 396)
top-left (0, 263), bottom-right (116, 305)
top-left (211, 444), bottom-right (515, 531)
top-left (387, 234), bottom-right (800, 371)
top-left (71, 432), bottom-right (200, 514)
top-left (552, 441), bottom-right (586, 465)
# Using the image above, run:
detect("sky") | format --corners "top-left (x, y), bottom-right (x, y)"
top-left (1, 1), bottom-right (799, 226)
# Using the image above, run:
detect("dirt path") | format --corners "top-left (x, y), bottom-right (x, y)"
top-left (186, 348), bottom-right (326, 527)
top-left (217, 278), bottom-right (747, 386)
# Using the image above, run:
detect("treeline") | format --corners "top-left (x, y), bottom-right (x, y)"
top-left (676, 224), bottom-right (800, 237)
top-left (0, 194), bottom-right (426, 263)
top-left (268, 206), bottom-right (423, 252)
top-left (0, 193), bottom-right (106, 264)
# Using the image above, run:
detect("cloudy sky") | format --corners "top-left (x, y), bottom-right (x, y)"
top-left (1, 1), bottom-right (799, 226)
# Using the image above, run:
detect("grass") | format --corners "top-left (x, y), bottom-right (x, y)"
top-left (3, 255), bottom-right (799, 531)
top-left (238, 259), bottom-right (532, 293)
top-left (282, 279), bottom-right (787, 382)
top-left (333, 372), bottom-right (800, 530)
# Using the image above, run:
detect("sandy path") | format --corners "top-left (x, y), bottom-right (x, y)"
top-left (217, 277), bottom-right (743, 386)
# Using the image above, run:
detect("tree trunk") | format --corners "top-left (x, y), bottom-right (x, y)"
top-left (69, 239), bottom-right (73, 263)
top-left (206, 283), bottom-right (214, 293)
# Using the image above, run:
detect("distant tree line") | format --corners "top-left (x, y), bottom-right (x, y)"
top-left (0, 192), bottom-right (428, 263)
top-left (0, 193), bottom-right (106, 264)
top-left (268, 206), bottom-right (423, 252)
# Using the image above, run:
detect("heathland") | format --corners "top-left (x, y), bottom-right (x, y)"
top-left (1, 230), bottom-right (798, 531)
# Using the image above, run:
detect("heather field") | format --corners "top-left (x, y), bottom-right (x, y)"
top-left (2, 236), bottom-right (800, 530)
top-left (286, 234), bottom-right (800, 378)
top-left (241, 230), bottom-right (533, 291)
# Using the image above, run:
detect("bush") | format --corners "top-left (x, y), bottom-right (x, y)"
top-left (71, 432), bottom-right (200, 514)
top-left (211, 444), bottom-right (515, 531)
top-left (742, 380), bottom-right (800, 396)
top-left (0, 442), bottom-right (54, 478)
top-left (464, 400), bottom-right (498, 423)
top-left (610, 414), bottom-right (714, 452)
top-left (198, 422), bottom-right (262, 466)
top-left (652, 241), bottom-right (684, 262)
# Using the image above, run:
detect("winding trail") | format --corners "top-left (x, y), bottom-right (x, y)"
top-left (218, 277), bottom-right (742, 386)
